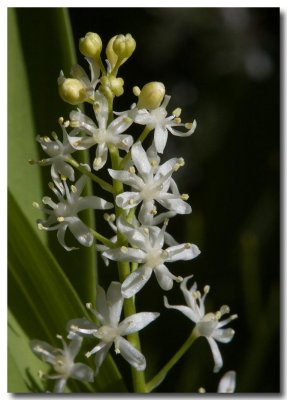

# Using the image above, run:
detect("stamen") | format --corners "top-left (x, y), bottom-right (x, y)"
top-left (58, 116), bottom-right (64, 125)
top-left (185, 122), bottom-right (193, 130)
top-left (115, 347), bottom-right (121, 354)
top-left (38, 370), bottom-right (46, 380)
top-left (37, 223), bottom-right (44, 230)
top-left (70, 324), bottom-right (79, 332)
top-left (48, 182), bottom-right (55, 190)
top-left (143, 227), bottom-right (149, 235)
top-left (121, 246), bottom-right (128, 253)
top-left (93, 157), bottom-right (102, 167)
top-left (93, 102), bottom-right (101, 113)
top-left (71, 185), bottom-right (77, 193)
top-left (28, 159), bottom-right (35, 165)
top-left (70, 120), bottom-right (80, 128)
top-left (60, 175), bottom-right (67, 181)
top-left (57, 216), bottom-right (65, 222)
top-left (150, 159), bottom-right (158, 168)
top-left (176, 275), bottom-right (183, 283)
top-left (123, 116), bottom-right (132, 124)
top-left (220, 305), bottom-right (230, 315)
top-left (56, 334), bottom-right (63, 340)
top-left (203, 285), bottom-right (210, 294)
top-left (51, 131), bottom-right (58, 140)
top-left (63, 120), bottom-right (70, 128)
top-left (198, 387), bottom-right (206, 393)
top-left (150, 207), bottom-right (157, 215)
top-left (85, 351), bottom-right (92, 358)
top-left (43, 136), bottom-right (51, 143)
top-left (181, 193), bottom-right (189, 201)
top-left (133, 86), bottom-right (141, 96)
top-left (86, 302), bottom-right (93, 309)
top-left (172, 107), bottom-right (182, 117)
top-left (173, 117), bottom-right (181, 124)
top-left (32, 202), bottom-right (40, 209)
top-left (128, 166), bottom-right (136, 174)
top-left (184, 243), bottom-right (192, 249)
top-left (128, 199), bottom-right (134, 205)
top-left (42, 196), bottom-right (51, 205)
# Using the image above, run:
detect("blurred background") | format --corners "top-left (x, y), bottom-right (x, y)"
top-left (68, 8), bottom-right (280, 393)
top-left (10, 7), bottom-right (280, 393)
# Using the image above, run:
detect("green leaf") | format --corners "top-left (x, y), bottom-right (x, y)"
top-left (8, 189), bottom-right (126, 392)
top-left (8, 309), bottom-right (47, 393)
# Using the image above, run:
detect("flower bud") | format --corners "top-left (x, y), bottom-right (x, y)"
top-left (137, 82), bottom-right (165, 110)
top-left (58, 77), bottom-right (86, 105)
top-left (100, 75), bottom-right (124, 97)
top-left (106, 33), bottom-right (136, 70)
top-left (79, 32), bottom-right (102, 59)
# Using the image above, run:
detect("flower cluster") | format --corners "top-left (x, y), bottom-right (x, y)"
top-left (30, 31), bottom-right (237, 393)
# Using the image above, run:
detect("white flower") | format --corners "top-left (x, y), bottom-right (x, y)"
top-left (164, 275), bottom-right (237, 373)
top-left (35, 121), bottom-right (75, 195)
top-left (217, 370), bottom-right (236, 393)
top-left (102, 217), bottom-right (200, 297)
top-left (30, 335), bottom-right (94, 393)
top-left (109, 141), bottom-right (191, 224)
top-left (67, 91), bottom-right (133, 170)
top-left (67, 282), bottom-right (159, 373)
top-left (134, 95), bottom-right (197, 153)
top-left (35, 173), bottom-right (113, 251)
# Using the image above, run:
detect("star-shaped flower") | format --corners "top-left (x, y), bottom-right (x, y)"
top-left (67, 91), bottom-right (133, 170)
top-left (164, 275), bottom-right (237, 373)
top-left (102, 217), bottom-right (200, 297)
top-left (134, 95), bottom-right (197, 153)
top-left (35, 172), bottom-right (113, 251)
top-left (109, 141), bottom-right (191, 224)
top-left (34, 120), bottom-right (76, 195)
top-left (67, 282), bottom-right (159, 373)
top-left (30, 334), bottom-right (94, 393)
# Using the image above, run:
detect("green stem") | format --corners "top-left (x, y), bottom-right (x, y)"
top-left (91, 228), bottom-right (117, 248)
top-left (120, 126), bottom-right (152, 168)
top-left (65, 157), bottom-right (114, 193)
top-left (145, 329), bottom-right (198, 393)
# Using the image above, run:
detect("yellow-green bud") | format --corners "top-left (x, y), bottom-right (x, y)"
top-left (79, 32), bottom-right (102, 59)
top-left (137, 82), bottom-right (165, 110)
top-left (106, 33), bottom-right (136, 70)
top-left (110, 76), bottom-right (124, 97)
top-left (58, 78), bottom-right (86, 105)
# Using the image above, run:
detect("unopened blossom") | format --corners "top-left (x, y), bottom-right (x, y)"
top-left (58, 56), bottom-right (100, 105)
top-left (109, 141), bottom-right (191, 224)
top-left (33, 119), bottom-right (75, 194)
top-left (67, 282), bottom-right (159, 373)
top-left (30, 335), bottom-right (94, 393)
top-left (134, 94), bottom-right (197, 153)
top-left (164, 275), bottom-right (237, 373)
top-left (102, 217), bottom-right (200, 297)
top-left (35, 172), bottom-right (113, 251)
top-left (67, 91), bottom-right (133, 170)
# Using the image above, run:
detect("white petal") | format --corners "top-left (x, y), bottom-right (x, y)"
top-left (116, 134), bottom-right (134, 151)
top-left (106, 282), bottom-right (124, 327)
top-left (68, 219), bottom-right (93, 247)
top-left (94, 91), bottom-right (108, 128)
top-left (163, 296), bottom-right (199, 323)
top-left (121, 266), bottom-right (153, 298)
top-left (93, 143), bottom-right (108, 170)
top-left (114, 336), bottom-right (146, 371)
top-left (206, 337), bottom-right (223, 373)
top-left (76, 196), bottom-right (113, 212)
top-left (54, 378), bottom-right (67, 393)
top-left (138, 201), bottom-right (155, 225)
top-left (108, 115), bottom-right (133, 135)
top-left (212, 328), bottom-right (235, 343)
top-left (217, 371), bottom-right (236, 393)
top-left (66, 318), bottom-right (98, 336)
top-left (155, 157), bottom-right (177, 179)
top-left (154, 124), bottom-right (168, 154)
top-left (70, 363), bottom-right (94, 382)
top-left (117, 216), bottom-right (148, 249)
top-left (154, 264), bottom-right (175, 290)
top-left (57, 223), bottom-right (77, 251)
top-left (96, 285), bottom-right (109, 323)
top-left (94, 343), bottom-right (112, 374)
top-left (131, 142), bottom-right (152, 178)
top-left (166, 243), bottom-right (200, 262)
top-left (68, 335), bottom-right (83, 359)
top-left (103, 247), bottom-right (146, 263)
top-left (118, 312), bottom-right (159, 335)
top-left (157, 193), bottom-right (191, 214)
top-left (115, 192), bottom-right (142, 210)
top-left (108, 169), bottom-right (143, 190)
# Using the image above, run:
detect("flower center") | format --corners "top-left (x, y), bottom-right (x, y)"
top-left (53, 354), bottom-right (72, 376)
top-left (54, 201), bottom-right (75, 218)
top-left (196, 313), bottom-right (218, 337)
top-left (94, 128), bottom-right (108, 144)
top-left (144, 248), bottom-right (167, 268)
top-left (95, 325), bottom-right (118, 343)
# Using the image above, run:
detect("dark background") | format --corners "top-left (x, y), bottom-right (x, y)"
top-left (68, 8), bottom-right (280, 393)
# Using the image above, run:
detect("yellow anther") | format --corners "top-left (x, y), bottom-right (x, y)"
top-left (184, 243), bottom-right (192, 249)
top-left (69, 120), bottom-right (80, 128)
top-left (38, 370), bottom-right (45, 380)
top-left (48, 182), bottom-right (55, 189)
top-left (58, 116), bottom-right (64, 125)
top-left (181, 193), bottom-right (189, 201)
top-left (32, 201), bottom-right (40, 209)
top-left (203, 285), bottom-right (210, 294)
top-left (85, 351), bottom-right (92, 358)
top-left (215, 311), bottom-right (222, 320)
top-left (128, 166), bottom-right (136, 174)
top-left (164, 218), bottom-right (169, 226)
top-left (57, 216), bottom-right (65, 222)
top-left (115, 347), bottom-right (121, 354)
top-left (176, 275), bottom-right (183, 283)
top-left (71, 185), bottom-right (77, 193)
top-left (56, 334), bottom-right (63, 340)
top-left (42, 196), bottom-right (51, 204)
top-left (150, 159), bottom-right (158, 168)
top-left (51, 131), bottom-right (58, 140)
top-left (198, 387), bottom-right (206, 393)
top-left (63, 120), bottom-right (70, 128)
top-left (123, 116), bottom-right (132, 124)
top-left (128, 199), bottom-right (134, 205)
top-left (220, 305), bottom-right (230, 315)
top-left (93, 102), bottom-right (101, 113)
top-left (150, 207), bottom-right (157, 215)
top-left (185, 122), bottom-right (194, 130)
top-left (43, 136), bottom-right (50, 143)
top-left (133, 86), bottom-right (141, 97)
top-left (61, 175), bottom-right (67, 181)
top-left (37, 223), bottom-right (44, 230)
top-left (178, 157), bottom-right (185, 166)
top-left (143, 227), bottom-right (149, 235)
top-left (94, 157), bottom-right (102, 167)
top-left (121, 246), bottom-right (128, 253)
top-left (86, 302), bottom-right (92, 309)
top-left (172, 107), bottom-right (182, 117)
top-left (173, 117), bottom-right (181, 124)
top-left (230, 314), bottom-right (238, 320)
top-left (28, 159), bottom-right (35, 165)
top-left (70, 324), bottom-right (79, 331)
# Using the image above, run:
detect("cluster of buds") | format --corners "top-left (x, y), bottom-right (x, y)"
top-left (30, 31), bottom-right (237, 394)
